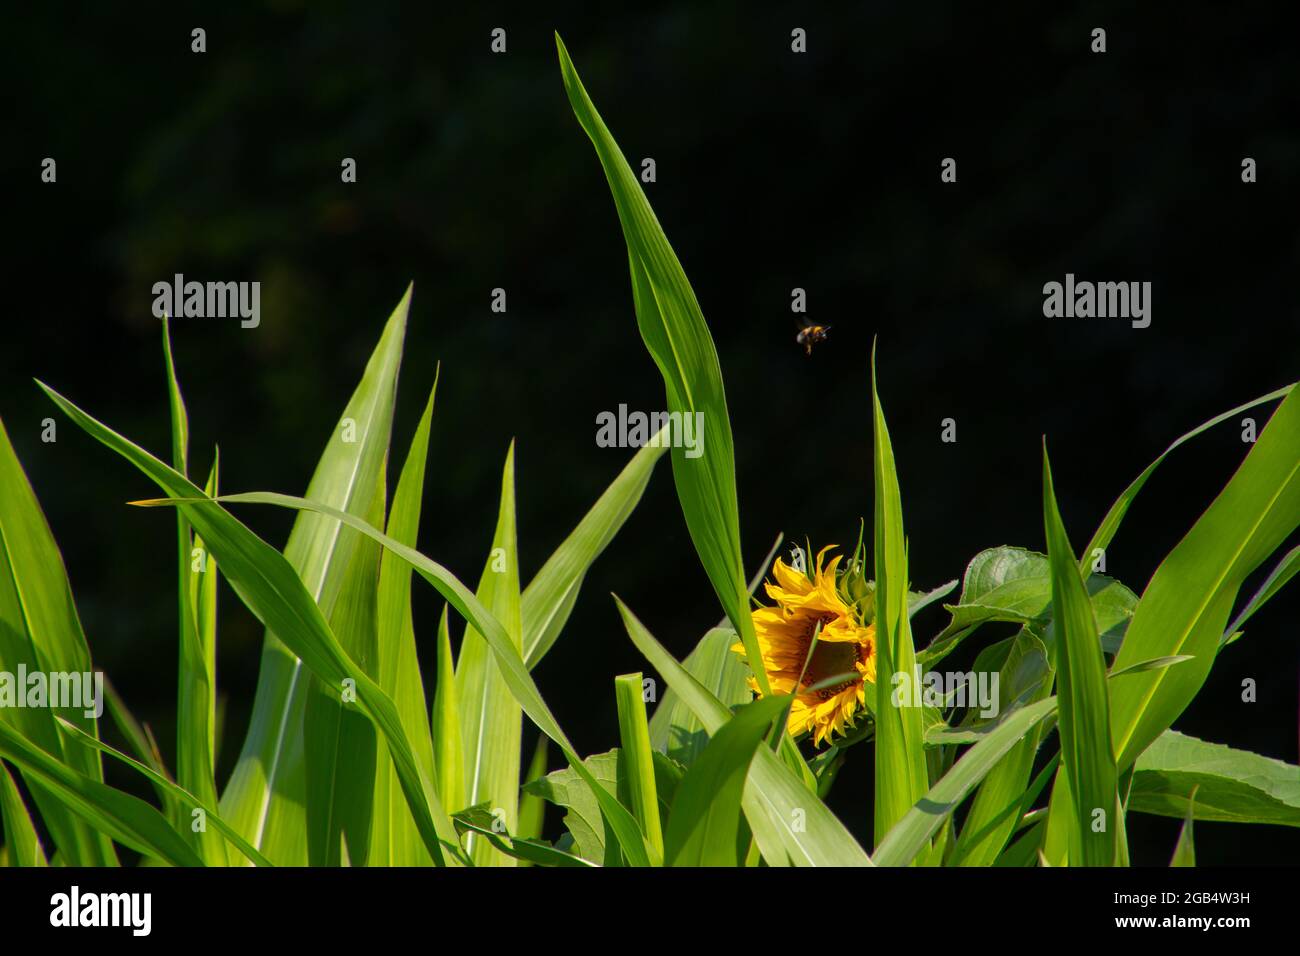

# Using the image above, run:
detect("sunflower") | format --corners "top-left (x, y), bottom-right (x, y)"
top-left (732, 546), bottom-right (877, 746)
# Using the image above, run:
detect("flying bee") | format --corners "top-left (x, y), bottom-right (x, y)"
top-left (796, 322), bottom-right (831, 356)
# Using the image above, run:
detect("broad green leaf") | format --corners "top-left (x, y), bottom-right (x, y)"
top-left (1109, 386), bottom-right (1300, 769)
top-left (1082, 384), bottom-right (1293, 570)
top-left (457, 444), bottom-right (523, 865)
top-left (524, 748), bottom-right (682, 865)
top-left (557, 35), bottom-right (766, 697)
top-left (665, 695), bottom-right (789, 866)
top-left (195, 490), bottom-right (654, 867)
top-left (0, 413), bottom-right (116, 866)
top-left (873, 697), bottom-right (1059, 866)
top-left (522, 428), bottom-right (668, 668)
top-left (372, 383), bottom-right (439, 865)
top-left (1043, 447), bottom-right (1117, 867)
top-left (0, 760), bottom-right (47, 866)
top-left (0, 718), bottom-right (202, 867)
top-left (616, 597), bottom-right (872, 866)
top-left (870, 345), bottom-right (930, 851)
top-left (1129, 730), bottom-right (1300, 827)
top-left (39, 383), bottom-right (462, 866)
top-left (219, 287), bottom-right (410, 863)
top-left (55, 716), bottom-right (271, 867)
top-left (921, 547), bottom-right (1137, 666)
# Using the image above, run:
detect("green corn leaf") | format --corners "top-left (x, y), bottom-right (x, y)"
top-left (1129, 730), bottom-right (1300, 827)
top-left (304, 479), bottom-right (384, 865)
top-left (648, 627), bottom-right (751, 768)
top-left (1082, 384), bottom-right (1293, 569)
top-left (39, 383), bottom-right (462, 866)
top-left (372, 383), bottom-right (439, 866)
top-left (1109, 385), bottom-right (1300, 770)
top-left (523, 427), bottom-right (668, 669)
top-left (870, 345), bottom-right (930, 851)
top-left (451, 810), bottom-right (596, 868)
top-left (1170, 786), bottom-right (1198, 867)
top-left (615, 673), bottom-right (663, 858)
top-left (517, 734), bottom-right (550, 845)
top-left (557, 35), bottom-right (766, 698)
top-left (162, 318), bottom-right (202, 833)
top-left (994, 820), bottom-right (1047, 867)
top-left (1221, 542), bottom-right (1300, 645)
top-left (457, 443), bottom-right (524, 865)
top-left (950, 627), bottom-right (1054, 866)
top-left (664, 695), bottom-right (789, 866)
top-left (615, 596), bottom-right (872, 866)
top-left (0, 718), bottom-right (201, 867)
top-left (101, 678), bottom-right (174, 809)
top-left (872, 697), bottom-right (1059, 866)
top-left (647, 536), bottom-right (782, 768)
top-left (55, 716), bottom-right (271, 867)
top-left (188, 490), bottom-right (655, 867)
top-left (1042, 446), bottom-right (1117, 867)
top-left (0, 760), bottom-right (47, 867)
top-left (182, 456), bottom-right (226, 864)
top-left (431, 604), bottom-right (463, 814)
top-left (217, 287), bottom-right (410, 863)
top-left (0, 413), bottom-right (116, 866)
top-left (163, 317), bottom-right (225, 866)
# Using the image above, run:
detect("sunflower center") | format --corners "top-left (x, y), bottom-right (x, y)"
top-left (804, 639), bottom-right (860, 699)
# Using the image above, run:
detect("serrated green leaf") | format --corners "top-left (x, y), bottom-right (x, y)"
top-left (1130, 730), bottom-right (1300, 827)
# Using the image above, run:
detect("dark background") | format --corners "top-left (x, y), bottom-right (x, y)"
top-left (3, 2), bottom-right (1297, 864)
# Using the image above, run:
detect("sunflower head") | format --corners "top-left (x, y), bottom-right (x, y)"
top-left (732, 544), bottom-right (877, 747)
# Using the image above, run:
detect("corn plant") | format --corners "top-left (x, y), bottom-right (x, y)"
top-left (1, 36), bottom-right (1297, 868)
